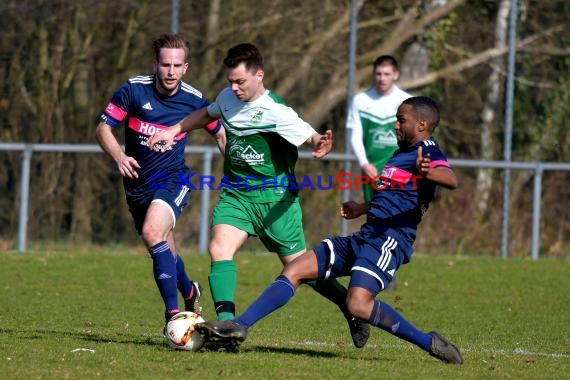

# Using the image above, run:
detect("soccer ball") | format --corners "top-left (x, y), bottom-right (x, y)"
top-left (165, 311), bottom-right (205, 351)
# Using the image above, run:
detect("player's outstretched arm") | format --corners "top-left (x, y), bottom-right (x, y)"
top-left (213, 127), bottom-right (226, 155)
top-left (308, 130), bottom-right (333, 158)
top-left (416, 146), bottom-right (458, 189)
top-left (148, 107), bottom-right (214, 152)
top-left (340, 201), bottom-right (369, 219)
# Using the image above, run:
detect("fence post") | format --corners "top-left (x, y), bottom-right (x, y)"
top-left (18, 145), bottom-right (33, 252)
top-left (199, 149), bottom-right (213, 254)
top-left (2, 143), bottom-right (569, 257)
top-left (531, 163), bottom-right (543, 260)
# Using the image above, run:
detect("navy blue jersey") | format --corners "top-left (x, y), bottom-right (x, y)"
top-left (354, 138), bottom-right (451, 263)
top-left (100, 75), bottom-right (220, 188)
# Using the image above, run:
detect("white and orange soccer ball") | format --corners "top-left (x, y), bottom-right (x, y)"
top-left (165, 311), bottom-right (205, 351)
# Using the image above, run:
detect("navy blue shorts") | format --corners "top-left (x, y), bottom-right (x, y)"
top-left (125, 168), bottom-right (191, 235)
top-left (313, 235), bottom-right (404, 296)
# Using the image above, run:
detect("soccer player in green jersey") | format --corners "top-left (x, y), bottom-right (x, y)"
top-left (148, 43), bottom-right (369, 349)
top-left (347, 55), bottom-right (412, 202)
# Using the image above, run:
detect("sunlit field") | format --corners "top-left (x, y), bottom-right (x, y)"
top-left (1, 249), bottom-right (568, 379)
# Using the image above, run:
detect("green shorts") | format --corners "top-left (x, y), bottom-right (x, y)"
top-left (211, 191), bottom-right (306, 255)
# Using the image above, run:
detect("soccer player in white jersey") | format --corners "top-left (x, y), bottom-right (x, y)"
top-left (149, 43), bottom-right (370, 350)
top-left (347, 55), bottom-right (412, 202)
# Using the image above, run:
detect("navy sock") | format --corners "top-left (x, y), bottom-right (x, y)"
top-left (149, 241), bottom-right (179, 319)
top-left (235, 275), bottom-right (296, 328)
top-left (175, 254), bottom-right (194, 299)
top-left (369, 300), bottom-right (432, 351)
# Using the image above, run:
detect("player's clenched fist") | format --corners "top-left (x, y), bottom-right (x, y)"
top-left (148, 125), bottom-right (181, 152)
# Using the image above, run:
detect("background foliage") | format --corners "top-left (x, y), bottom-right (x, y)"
top-left (0, 0), bottom-right (569, 257)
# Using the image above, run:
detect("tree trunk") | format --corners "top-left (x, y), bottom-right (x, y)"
top-left (400, 0), bottom-right (449, 82)
top-left (201, 0), bottom-right (221, 87)
top-left (475, 0), bottom-right (510, 215)
top-left (69, 6), bottom-right (94, 242)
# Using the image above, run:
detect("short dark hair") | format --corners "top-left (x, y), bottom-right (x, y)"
top-left (403, 96), bottom-right (440, 131)
top-left (223, 43), bottom-right (264, 72)
top-left (373, 55), bottom-right (399, 70)
top-left (153, 34), bottom-right (191, 61)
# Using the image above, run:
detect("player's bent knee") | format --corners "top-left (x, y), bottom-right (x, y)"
top-left (141, 226), bottom-right (164, 247)
top-left (208, 242), bottom-right (235, 261)
top-left (346, 294), bottom-right (374, 320)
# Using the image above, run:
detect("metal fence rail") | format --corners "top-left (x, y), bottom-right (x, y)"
top-left (2, 143), bottom-right (570, 259)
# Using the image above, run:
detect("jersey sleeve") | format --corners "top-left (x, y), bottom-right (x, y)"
top-left (273, 105), bottom-right (315, 147)
top-left (345, 94), bottom-right (361, 130)
top-left (99, 82), bottom-right (131, 128)
top-left (197, 93), bottom-right (221, 135)
top-left (346, 95), bottom-right (368, 167)
top-left (421, 140), bottom-right (451, 169)
top-left (350, 128), bottom-right (369, 167)
top-left (206, 95), bottom-right (222, 119)
top-left (204, 119), bottom-right (222, 135)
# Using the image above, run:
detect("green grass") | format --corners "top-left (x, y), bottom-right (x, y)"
top-left (0, 250), bottom-right (569, 379)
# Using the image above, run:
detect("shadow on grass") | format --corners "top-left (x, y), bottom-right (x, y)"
top-left (244, 344), bottom-right (393, 363)
top-left (0, 327), bottom-right (166, 348)
top-left (245, 345), bottom-right (338, 358)
top-left (2, 328), bottom-right (367, 359)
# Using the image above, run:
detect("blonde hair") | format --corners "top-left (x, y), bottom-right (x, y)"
top-left (152, 34), bottom-right (191, 61)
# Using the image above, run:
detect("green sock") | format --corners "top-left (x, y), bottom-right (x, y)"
top-left (208, 260), bottom-right (237, 321)
top-left (307, 278), bottom-right (349, 315)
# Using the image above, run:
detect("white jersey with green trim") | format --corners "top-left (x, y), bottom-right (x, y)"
top-left (207, 87), bottom-right (316, 202)
top-left (347, 86), bottom-right (412, 168)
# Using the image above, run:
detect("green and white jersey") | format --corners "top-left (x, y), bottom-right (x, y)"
top-left (207, 87), bottom-right (315, 202)
top-left (347, 86), bottom-right (411, 169)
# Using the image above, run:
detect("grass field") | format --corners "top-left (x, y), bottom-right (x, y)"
top-left (0, 249), bottom-right (569, 379)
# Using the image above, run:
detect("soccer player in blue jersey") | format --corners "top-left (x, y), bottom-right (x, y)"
top-left (95, 34), bottom-right (223, 327)
top-left (194, 96), bottom-right (464, 364)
